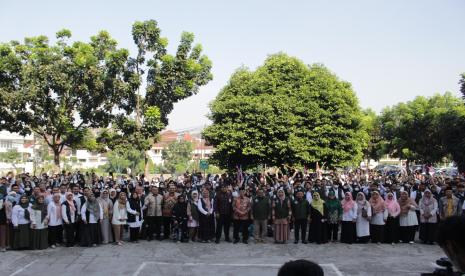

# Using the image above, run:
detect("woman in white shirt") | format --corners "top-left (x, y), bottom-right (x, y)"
top-left (369, 191), bottom-right (388, 244)
top-left (340, 192), bottom-right (357, 244)
top-left (62, 192), bottom-right (77, 247)
top-left (398, 191), bottom-right (419, 244)
top-left (47, 193), bottom-right (63, 248)
top-left (81, 193), bottom-right (103, 247)
top-left (356, 192), bottom-right (371, 243)
top-left (11, 195), bottom-right (31, 249)
top-left (419, 189), bottom-right (438, 244)
top-left (112, 192), bottom-right (128, 246)
top-left (30, 195), bottom-right (49, 250)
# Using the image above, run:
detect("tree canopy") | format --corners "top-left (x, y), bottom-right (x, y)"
top-left (203, 53), bottom-right (367, 170)
top-left (379, 92), bottom-right (462, 166)
top-left (103, 20), bottom-right (213, 173)
top-left (0, 30), bottom-right (135, 166)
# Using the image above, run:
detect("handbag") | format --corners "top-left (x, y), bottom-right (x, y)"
top-left (361, 207), bottom-right (368, 218)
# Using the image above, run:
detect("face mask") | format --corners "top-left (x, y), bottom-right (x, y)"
top-left (116, 189), bottom-right (121, 192)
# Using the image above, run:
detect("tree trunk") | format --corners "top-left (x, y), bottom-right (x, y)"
top-left (53, 147), bottom-right (60, 169)
top-left (405, 159), bottom-right (411, 175)
top-left (144, 150), bottom-right (150, 177)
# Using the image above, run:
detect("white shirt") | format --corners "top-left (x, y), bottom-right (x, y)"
top-left (342, 203), bottom-right (358, 221)
top-left (12, 204), bottom-right (31, 226)
top-left (81, 202), bottom-right (103, 224)
top-left (47, 202), bottom-right (63, 226)
top-left (198, 198), bottom-right (214, 215)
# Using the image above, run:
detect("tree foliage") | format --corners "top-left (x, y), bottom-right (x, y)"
top-left (361, 109), bottom-right (386, 162)
top-left (0, 148), bottom-right (22, 169)
top-left (379, 92), bottom-right (462, 165)
top-left (0, 30), bottom-right (135, 166)
top-left (162, 140), bottom-right (193, 174)
top-left (105, 20), bottom-right (212, 174)
top-left (203, 53), bottom-right (366, 170)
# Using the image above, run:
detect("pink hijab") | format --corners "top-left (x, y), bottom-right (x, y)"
top-left (369, 191), bottom-right (385, 214)
top-left (384, 192), bottom-right (400, 217)
top-left (341, 192), bottom-right (355, 212)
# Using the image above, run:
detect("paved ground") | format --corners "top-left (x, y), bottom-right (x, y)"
top-left (0, 237), bottom-right (445, 276)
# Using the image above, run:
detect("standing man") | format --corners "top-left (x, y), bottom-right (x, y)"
top-left (251, 188), bottom-right (270, 243)
top-left (292, 190), bottom-right (311, 244)
top-left (440, 187), bottom-right (461, 220)
top-left (233, 188), bottom-right (251, 244)
top-left (214, 184), bottom-right (233, 243)
top-left (162, 185), bottom-right (178, 240)
top-left (143, 186), bottom-right (163, 241)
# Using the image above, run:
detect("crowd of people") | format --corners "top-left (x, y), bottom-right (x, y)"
top-left (0, 166), bottom-right (464, 252)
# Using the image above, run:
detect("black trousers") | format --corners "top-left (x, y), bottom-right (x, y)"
top-left (48, 225), bottom-right (63, 246)
top-left (327, 223), bottom-right (339, 241)
top-left (399, 226), bottom-right (416, 243)
top-left (294, 219), bottom-right (307, 241)
top-left (370, 224), bottom-right (384, 243)
top-left (215, 214), bottom-right (231, 240)
top-left (129, 227), bottom-right (139, 242)
top-left (419, 223), bottom-right (437, 243)
top-left (341, 221), bottom-right (355, 244)
top-left (163, 216), bottom-right (172, 239)
top-left (233, 220), bottom-right (249, 241)
top-left (64, 223), bottom-right (75, 247)
top-left (146, 216), bottom-right (162, 240)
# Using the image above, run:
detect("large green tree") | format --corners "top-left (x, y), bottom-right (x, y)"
top-left (0, 30), bottom-right (135, 167)
top-left (379, 92), bottom-right (462, 169)
top-left (106, 20), bottom-right (212, 174)
top-left (203, 53), bottom-right (367, 170)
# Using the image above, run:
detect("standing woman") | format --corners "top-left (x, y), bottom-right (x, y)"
top-left (187, 190), bottom-right (200, 242)
top-left (62, 192), bottom-right (77, 247)
top-left (384, 192), bottom-right (401, 244)
top-left (398, 191), bottom-right (419, 244)
top-left (308, 192), bottom-right (327, 244)
top-left (12, 195), bottom-right (31, 249)
top-left (127, 192), bottom-right (143, 243)
top-left (419, 189), bottom-right (438, 244)
top-left (47, 193), bottom-right (63, 248)
top-left (369, 191), bottom-right (388, 244)
top-left (326, 191), bottom-right (343, 242)
top-left (341, 192), bottom-right (357, 244)
top-left (112, 192), bottom-right (128, 246)
top-left (29, 195), bottom-right (49, 250)
top-left (197, 189), bottom-right (215, 243)
top-left (0, 192), bottom-right (13, 252)
top-left (81, 193), bottom-right (103, 247)
top-left (355, 192), bottom-right (371, 243)
top-left (272, 189), bottom-right (291, 244)
top-left (97, 190), bottom-right (113, 244)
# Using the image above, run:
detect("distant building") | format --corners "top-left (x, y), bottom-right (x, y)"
top-left (0, 131), bottom-right (35, 173)
top-left (148, 129), bottom-right (215, 165)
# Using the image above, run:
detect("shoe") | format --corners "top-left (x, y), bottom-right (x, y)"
top-left (409, 241), bottom-right (414, 244)
top-left (0, 248), bottom-right (6, 252)
top-left (215, 239), bottom-right (220, 244)
top-left (302, 241), bottom-right (308, 244)
top-left (242, 240), bottom-right (248, 244)
top-left (294, 240), bottom-right (298, 244)
top-left (233, 240), bottom-right (239, 244)
top-left (117, 242), bottom-right (123, 246)
top-left (225, 238), bottom-right (232, 243)
top-left (51, 245), bottom-right (56, 249)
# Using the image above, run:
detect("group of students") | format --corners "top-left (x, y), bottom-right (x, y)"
top-left (0, 168), bottom-right (464, 251)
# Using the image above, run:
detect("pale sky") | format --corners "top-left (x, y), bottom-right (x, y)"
top-left (1, 0), bottom-right (464, 131)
